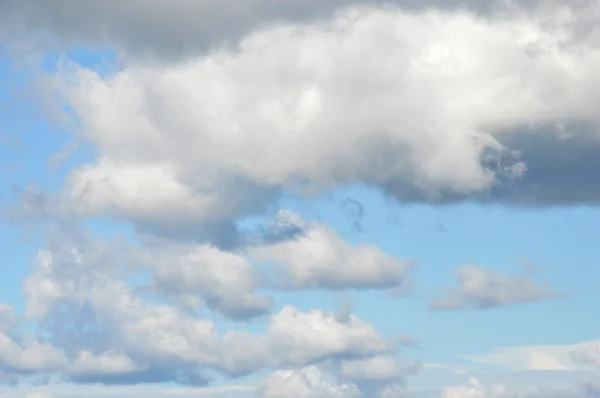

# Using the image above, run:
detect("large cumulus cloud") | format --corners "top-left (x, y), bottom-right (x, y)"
top-left (22, 3), bottom-right (599, 246)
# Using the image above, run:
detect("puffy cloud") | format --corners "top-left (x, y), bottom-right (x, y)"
top-left (140, 240), bottom-right (272, 319)
top-left (0, 327), bottom-right (141, 380)
top-left (461, 342), bottom-right (600, 372)
top-left (22, 213), bottom-right (411, 323)
top-left (259, 366), bottom-right (361, 398)
top-left (238, 304), bottom-right (393, 372)
top-left (0, 332), bottom-right (69, 373)
top-left (5, 0), bottom-right (600, 394)
top-left (339, 356), bottom-right (405, 382)
top-left (19, 2), bottom-right (600, 248)
top-left (16, 228), bottom-right (393, 383)
top-left (249, 211), bottom-right (412, 292)
top-left (69, 350), bottom-right (140, 376)
top-left (430, 265), bottom-right (564, 310)
top-left (64, 158), bottom-right (279, 248)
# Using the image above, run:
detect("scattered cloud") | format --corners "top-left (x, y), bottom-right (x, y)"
top-left (430, 265), bottom-right (564, 311)
top-left (259, 366), bottom-right (360, 398)
top-left (1, 0), bottom-right (599, 396)
top-left (249, 211), bottom-right (413, 292)
top-left (140, 240), bottom-right (272, 320)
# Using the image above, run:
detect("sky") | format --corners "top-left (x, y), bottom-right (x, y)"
top-left (1, 0), bottom-right (600, 397)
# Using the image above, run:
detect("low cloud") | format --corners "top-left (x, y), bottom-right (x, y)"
top-left (430, 265), bottom-right (564, 311)
top-left (249, 211), bottom-right (413, 292)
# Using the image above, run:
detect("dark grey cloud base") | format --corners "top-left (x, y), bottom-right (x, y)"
top-left (0, 0), bottom-right (587, 58)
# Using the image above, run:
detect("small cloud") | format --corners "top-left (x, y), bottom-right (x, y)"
top-left (430, 265), bottom-right (566, 311)
top-left (396, 334), bottom-right (419, 348)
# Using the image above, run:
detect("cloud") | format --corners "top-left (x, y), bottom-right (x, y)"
top-left (430, 265), bottom-right (564, 310)
top-left (570, 341), bottom-right (600, 368)
top-left (14, 2), bottom-right (600, 250)
top-left (3, 0), bottom-right (600, 395)
top-left (0, 304), bottom-right (16, 332)
top-left (461, 341), bottom-right (600, 372)
top-left (249, 211), bottom-right (413, 292)
top-left (139, 239), bottom-right (272, 320)
top-left (62, 157), bottom-right (279, 248)
top-left (20, 213), bottom-right (413, 322)
top-left (259, 366), bottom-right (361, 398)
top-left (1, 0), bottom-right (581, 58)
top-left (10, 226), bottom-right (394, 384)
top-left (0, 331), bottom-right (69, 373)
top-left (439, 376), bottom-right (597, 398)
top-left (339, 356), bottom-right (405, 382)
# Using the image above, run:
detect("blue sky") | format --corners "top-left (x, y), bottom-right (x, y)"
top-left (1, 1), bottom-right (600, 398)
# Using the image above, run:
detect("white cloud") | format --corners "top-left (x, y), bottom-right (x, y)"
top-left (438, 376), bottom-right (599, 398)
top-left (0, 304), bottom-right (16, 331)
top-left (259, 366), bottom-right (361, 398)
top-left (441, 377), bottom-right (519, 398)
top-left (249, 211), bottom-right (412, 292)
top-left (570, 341), bottom-right (600, 368)
top-left (430, 265), bottom-right (563, 310)
top-left (0, 331), bottom-right (68, 372)
top-left (70, 350), bottom-right (140, 375)
top-left (141, 240), bottom-right (272, 319)
top-left (339, 356), bottom-right (404, 381)
top-left (0, 328), bottom-right (139, 378)
top-left (16, 229), bottom-right (393, 382)
top-left (25, 393), bottom-right (54, 398)
top-left (26, 2), bottom-right (600, 249)
top-left (4, 0), bottom-right (600, 395)
top-left (462, 341), bottom-right (600, 372)
top-left (260, 306), bottom-right (391, 368)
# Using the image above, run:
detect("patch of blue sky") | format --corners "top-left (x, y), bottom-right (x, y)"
top-left (298, 184), bottom-right (600, 365)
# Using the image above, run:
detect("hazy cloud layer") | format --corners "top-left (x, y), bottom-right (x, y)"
top-left (440, 376), bottom-right (598, 398)
top-left (430, 265), bottom-right (563, 310)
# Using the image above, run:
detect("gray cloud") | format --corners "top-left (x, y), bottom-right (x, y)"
top-left (570, 341), bottom-right (600, 368)
top-left (430, 265), bottom-right (564, 311)
top-left (341, 196), bottom-right (368, 233)
top-left (0, 0), bottom-right (584, 59)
